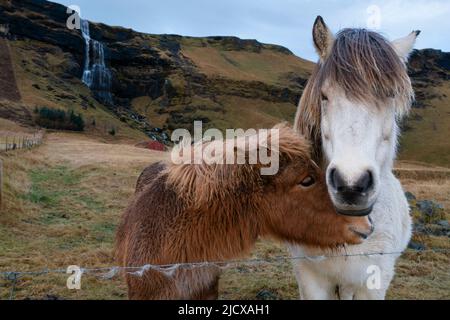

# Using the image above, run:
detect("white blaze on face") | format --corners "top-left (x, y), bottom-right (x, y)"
top-left (320, 87), bottom-right (398, 209)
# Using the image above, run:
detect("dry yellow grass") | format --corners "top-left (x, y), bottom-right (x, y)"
top-left (182, 46), bottom-right (314, 86)
top-left (0, 133), bottom-right (165, 299)
top-left (397, 162), bottom-right (450, 210)
top-left (0, 133), bottom-right (448, 300)
top-left (0, 118), bottom-right (36, 134)
top-left (399, 83), bottom-right (450, 167)
top-left (37, 133), bottom-right (167, 168)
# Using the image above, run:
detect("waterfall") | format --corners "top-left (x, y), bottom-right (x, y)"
top-left (80, 20), bottom-right (92, 86)
top-left (80, 19), bottom-right (113, 105)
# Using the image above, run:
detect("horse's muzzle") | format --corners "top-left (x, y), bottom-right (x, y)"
top-left (335, 204), bottom-right (374, 216)
top-left (350, 216), bottom-right (374, 239)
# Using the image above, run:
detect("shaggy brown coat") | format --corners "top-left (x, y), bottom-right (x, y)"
top-left (115, 125), bottom-right (372, 299)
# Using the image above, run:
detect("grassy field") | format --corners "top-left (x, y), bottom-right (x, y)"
top-left (0, 133), bottom-right (449, 300)
top-left (399, 82), bottom-right (450, 167)
top-left (181, 45), bottom-right (314, 85)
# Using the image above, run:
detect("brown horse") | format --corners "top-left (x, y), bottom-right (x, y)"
top-left (115, 125), bottom-right (373, 299)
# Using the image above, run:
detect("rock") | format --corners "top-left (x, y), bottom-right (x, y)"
top-left (409, 49), bottom-right (450, 80)
top-left (161, 132), bottom-right (169, 141)
top-left (408, 241), bottom-right (426, 251)
top-left (0, 0), bottom-right (84, 60)
top-left (414, 222), bottom-right (449, 236)
top-left (437, 220), bottom-right (449, 228)
top-left (416, 200), bottom-right (444, 218)
top-left (405, 191), bottom-right (416, 202)
top-left (256, 289), bottom-right (278, 300)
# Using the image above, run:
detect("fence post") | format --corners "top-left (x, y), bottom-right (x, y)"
top-left (0, 159), bottom-right (3, 210)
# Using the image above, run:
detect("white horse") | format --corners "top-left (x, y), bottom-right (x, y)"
top-left (289, 16), bottom-right (419, 299)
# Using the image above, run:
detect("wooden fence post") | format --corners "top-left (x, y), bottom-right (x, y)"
top-left (0, 159), bottom-right (3, 210)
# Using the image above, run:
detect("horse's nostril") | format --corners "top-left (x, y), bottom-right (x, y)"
top-left (329, 168), bottom-right (336, 189)
top-left (356, 170), bottom-right (374, 193)
top-left (329, 168), bottom-right (346, 191)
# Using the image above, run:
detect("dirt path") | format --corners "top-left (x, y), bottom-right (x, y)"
top-left (39, 132), bottom-right (167, 168)
top-left (395, 160), bottom-right (450, 180)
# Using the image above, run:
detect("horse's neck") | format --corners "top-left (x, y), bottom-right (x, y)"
top-left (181, 204), bottom-right (261, 261)
top-left (380, 158), bottom-right (395, 179)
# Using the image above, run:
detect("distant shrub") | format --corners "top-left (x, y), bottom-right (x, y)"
top-left (108, 127), bottom-right (116, 136)
top-left (69, 110), bottom-right (85, 131)
top-left (35, 107), bottom-right (85, 131)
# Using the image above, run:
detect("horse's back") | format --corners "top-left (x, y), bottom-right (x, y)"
top-left (135, 161), bottom-right (166, 193)
top-left (116, 161), bottom-right (168, 267)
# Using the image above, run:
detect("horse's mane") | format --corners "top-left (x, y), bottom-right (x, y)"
top-left (295, 28), bottom-right (414, 163)
top-left (165, 124), bottom-right (311, 207)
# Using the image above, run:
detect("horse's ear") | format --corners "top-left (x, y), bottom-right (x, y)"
top-left (391, 30), bottom-right (420, 62)
top-left (312, 16), bottom-right (334, 60)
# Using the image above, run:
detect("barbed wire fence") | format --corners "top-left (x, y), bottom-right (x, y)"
top-left (0, 130), bottom-right (45, 210)
top-left (1, 248), bottom-right (449, 300)
top-left (0, 130), bottom-right (44, 152)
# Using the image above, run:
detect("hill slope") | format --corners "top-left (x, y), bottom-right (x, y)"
top-left (400, 49), bottom-right (450, 166)
top-left (0, 0), bottom-right (313, 142)
top-left (0, 0), bottom-right (448, 166)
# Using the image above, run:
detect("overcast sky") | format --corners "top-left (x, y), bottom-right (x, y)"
top-left (53, 0), bottom-right (450, 61)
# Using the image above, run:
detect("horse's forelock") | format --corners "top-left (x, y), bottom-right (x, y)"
top-left (327, 28), bottom-right (413, 112)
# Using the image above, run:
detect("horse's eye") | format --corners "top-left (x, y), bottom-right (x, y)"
top-left (299, 176), bottom-right (316, 188)
top-left (321, 93), bottom-right (328, 101)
